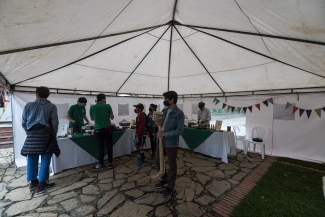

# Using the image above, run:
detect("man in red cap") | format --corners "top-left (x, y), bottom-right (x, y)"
top-left (134, 103), bottom-right (147, 168)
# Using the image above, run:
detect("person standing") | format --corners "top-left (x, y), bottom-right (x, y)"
top-left (148, 104), bottom-right (158, 165)
top-left (66, 97), bottom-right (90, 133)
top-left (134, 103), bottom-right (147, 168)
top-left (197, 102), bottom-right (211, 126)
top-left (90, 94), bottom-right (114, 170)
top-left (155, 91), bottom-right (184, 198)
top-left (21, 86), bottom-right (60, 194)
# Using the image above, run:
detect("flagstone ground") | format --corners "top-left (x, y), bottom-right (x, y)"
top-left (0, 147), bottom-right (265, 217)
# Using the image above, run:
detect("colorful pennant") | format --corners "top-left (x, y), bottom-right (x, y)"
top-left (267, 98), bottom-right (274, 105)
top-left (299, 109), bottom-right (305, 117)
top-left (248, 106), bottom-right (253, 113)
top-left (243, 107), bottom-right (247, 113)
top-left (213, 98), bottom-right (220, 105)
top-left (306, 110), bottom-right (312, 119)
top-left (227, 105), bottom-right (231, 111)
top-left (222, 103), bottom-right (227, 109)
top-left (292, 106), bottom-right (298, 114)
top-left (262, 100), bottom-right (268, 107)
top-left (285, 102), bottom-right (292, 110)
top-left (322, 107), bottom-right (325, 112)
top-left (315, 108), bottom-right (322, 118)
top-left (237, 107), bottom-right (242, 113)
top-left (255, 103), bottom-right (260, 110)
top-left (231, 107), bottom-right (235, 112)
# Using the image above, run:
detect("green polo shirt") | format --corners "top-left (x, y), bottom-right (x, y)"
top-left (67, 104), bottom-right (86, 128)
top-left (90, 102), bottom-right (113, 130)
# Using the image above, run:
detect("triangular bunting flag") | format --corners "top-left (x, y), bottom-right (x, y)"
top-left (292, 106), bottom-right (298, 114)
top-left (222, 103), bottom-right (227, 109)
top-left (243, 107), bottom-right (247, 113)
top-left (322, 107), bottom-right (325, 112)
top-left (248, 106), bottom-right (253, 113)
top-left (267, 98), bottom-right (274, 105)
top-left (213, 98), bottom-right (220, 105)
top-left (227, 105), bottom-right (231, 111)
top-left (231, 107), bottom-right (235, 112)
top-left (315, 109), bottom-right (322, 118)
top-left (285, 102), bottom-right (292, 110)
top-left (262, 100), bottom-right (268, 107)
top-left (299, 109), bottom-right (305, 117)
top-left (237, 107), bottom-right (242, 113)
top-left (255, 104), bottom-right (260, 110)
top-left (306, 110), bottom-right (312, 119)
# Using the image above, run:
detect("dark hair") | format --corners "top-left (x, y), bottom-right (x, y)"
top-left (150, 103), bottom-right (157, 111)
top-left (78, 97), bottom-right (87, 103)
top-left (163, 91), bottom-right (178, 104)
top-left (36, 86), bottom-right (50, 98)
top-left (96, 93), bottom-right (106, 101)
top-left (198, 102), bottom-right (205, 108)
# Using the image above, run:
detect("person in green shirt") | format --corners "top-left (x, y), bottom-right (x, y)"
top-left (90, 93), bottom-right (114, 170)
top-left (66, 97), bottom-right (90, 133)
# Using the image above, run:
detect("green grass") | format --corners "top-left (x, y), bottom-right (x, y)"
top-left (231, 162), bottom-right (325, 217)
top-left (278, 157), bottom-right (325, 171)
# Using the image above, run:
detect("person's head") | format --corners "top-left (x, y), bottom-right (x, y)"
top-left (77, 97), bottom-right (87, 107)
top-left (163, 91), bottom-right (178, 107)
top-left (96, 93), bottom-right (106, 103)
top-left (133, 103), bottom-right (144, 114)
top-left (36, 86), bottom-right (50, 99)
top-left (149, 104), bottom-right (157, 113)
top-left (198, 102), bottom-right (205, 111)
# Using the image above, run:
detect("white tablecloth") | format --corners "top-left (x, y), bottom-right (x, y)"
top-left (51, 130), bottom-right (152, 174)
top-left (179, 132), bottom-right (236, 163)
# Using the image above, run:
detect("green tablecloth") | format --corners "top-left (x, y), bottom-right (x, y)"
top-left (63, 130), bottom-right (125, 160)
top-left (181, 127), bottom-right (214, 150)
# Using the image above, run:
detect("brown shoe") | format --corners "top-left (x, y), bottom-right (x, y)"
top-left (29, 179), bottom-right (39, 191)
top-left (35, 182), bottom-right (55, 195)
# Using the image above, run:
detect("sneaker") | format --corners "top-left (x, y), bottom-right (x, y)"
top-left (29, 179), bottom-right (39, 191)
top-left (92, 164), bottom-right (104, 171)
top-left (35, 182), bottom-right (55, 195)
top-left (137, 161), bottom-right (145, 169)
top-left (162, 187), bottom-right (173, 198)
top-left (151, 163), bottom-right (157, 167)
top-left (150, 154), bottom-right (156, 159)
top-left (155, 181), bottom-right (168, 189)
top-left (138, 157), bottom-right (147, 162)
top-left (108, 163), bottom-right (115, 169)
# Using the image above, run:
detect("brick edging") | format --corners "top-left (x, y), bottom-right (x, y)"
top-left (206, 157), bottom-right (277, 217)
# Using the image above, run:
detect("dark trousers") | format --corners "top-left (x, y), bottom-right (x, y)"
top-left (95, 128), bottom-right (113, 166)
top-left (156, 146), bottom-right (178, 190)
top-left (149, 132), bottom-right (157, 155)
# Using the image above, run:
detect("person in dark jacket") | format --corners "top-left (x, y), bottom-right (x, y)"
top-left (148, 103), bottom-right (158, 165)
top-left (134, 103), bottom-right (147, 169)
top-left (21, 86), bottom-right (60, 194)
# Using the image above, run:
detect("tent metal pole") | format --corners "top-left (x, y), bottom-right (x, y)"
top-left (175, 23), bottom-right (325, 46)
top-left (167, 26), bottom-right (174, 91)
top-left (174, 26), bottom-right (225, 93)
top-left (0, 24), bottom-right (169, 55)
top-left (172, 0), bottom-right (178, 21)
top-left (188, 27), bottom-right (325, 79)
top-left (116, 25), bottom-right (171, 93)
top-left (14, 26), bottom-right (163, 85)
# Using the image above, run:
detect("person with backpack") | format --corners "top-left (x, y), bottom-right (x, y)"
top-left (148, 104), bottom-right (158, 165)
top-left (134, 103), bottom-right (148, 168)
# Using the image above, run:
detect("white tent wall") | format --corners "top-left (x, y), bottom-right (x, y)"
top-left (12, 92), bottom-right (165, 167)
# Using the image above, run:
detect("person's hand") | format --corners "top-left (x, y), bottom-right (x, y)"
top-left (155, 120), bottom-right (162, 127)
top-left (158, 131), bottom-right (165, 137)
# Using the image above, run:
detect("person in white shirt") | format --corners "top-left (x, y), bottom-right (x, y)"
top-left (197, 102), bottom-right (211, 126)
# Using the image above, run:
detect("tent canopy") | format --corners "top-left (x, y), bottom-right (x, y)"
top-left (1, 0), bottom-right (325, 97)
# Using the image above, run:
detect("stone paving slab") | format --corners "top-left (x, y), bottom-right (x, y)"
top-left (0, 147), bottom-right (265, 217)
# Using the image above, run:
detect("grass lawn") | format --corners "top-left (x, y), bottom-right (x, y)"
top-left (231, 162), bottom-right (325, 217)
top-left (278, 157), bottom-right (325, 172)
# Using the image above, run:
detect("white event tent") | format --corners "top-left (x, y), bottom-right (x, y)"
top-left (0, 0), bottom-right (324, 164)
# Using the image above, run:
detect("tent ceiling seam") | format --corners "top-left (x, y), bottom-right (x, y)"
top-left (175, 24), bottom-right (325, 46)
top-left (174, 26), bottom-right (225, 93)
top-left (76, 0), bottom-right (134, 59)
top-left (233, 0), bottom-right (275, 58)
top-left (172, 0), bottom-right (178, 21)
top-left (14, 26), bottom-right (162, 85)
top-left (147, 31), bottom-right (198, 42)
top-left (190, 27), bottom-right (325, 79)
top-left (134, 73), bottom-right (167, 78)
top-left (116, 25), bottom-right (171, 93)
top-left (74, 64), bottom-right (131, 74)
top-left (167, 26), bottom-right (174, 91)
top-left (210, 61), bottom-right (276, 73)
top-left (0, 24), bottom-right (168, 55)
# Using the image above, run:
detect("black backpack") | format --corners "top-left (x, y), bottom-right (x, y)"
top-left (136, 113), bottom-right (152, 134)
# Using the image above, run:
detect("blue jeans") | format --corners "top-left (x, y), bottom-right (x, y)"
top-left (27, 154), bottom-right (52, 182)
